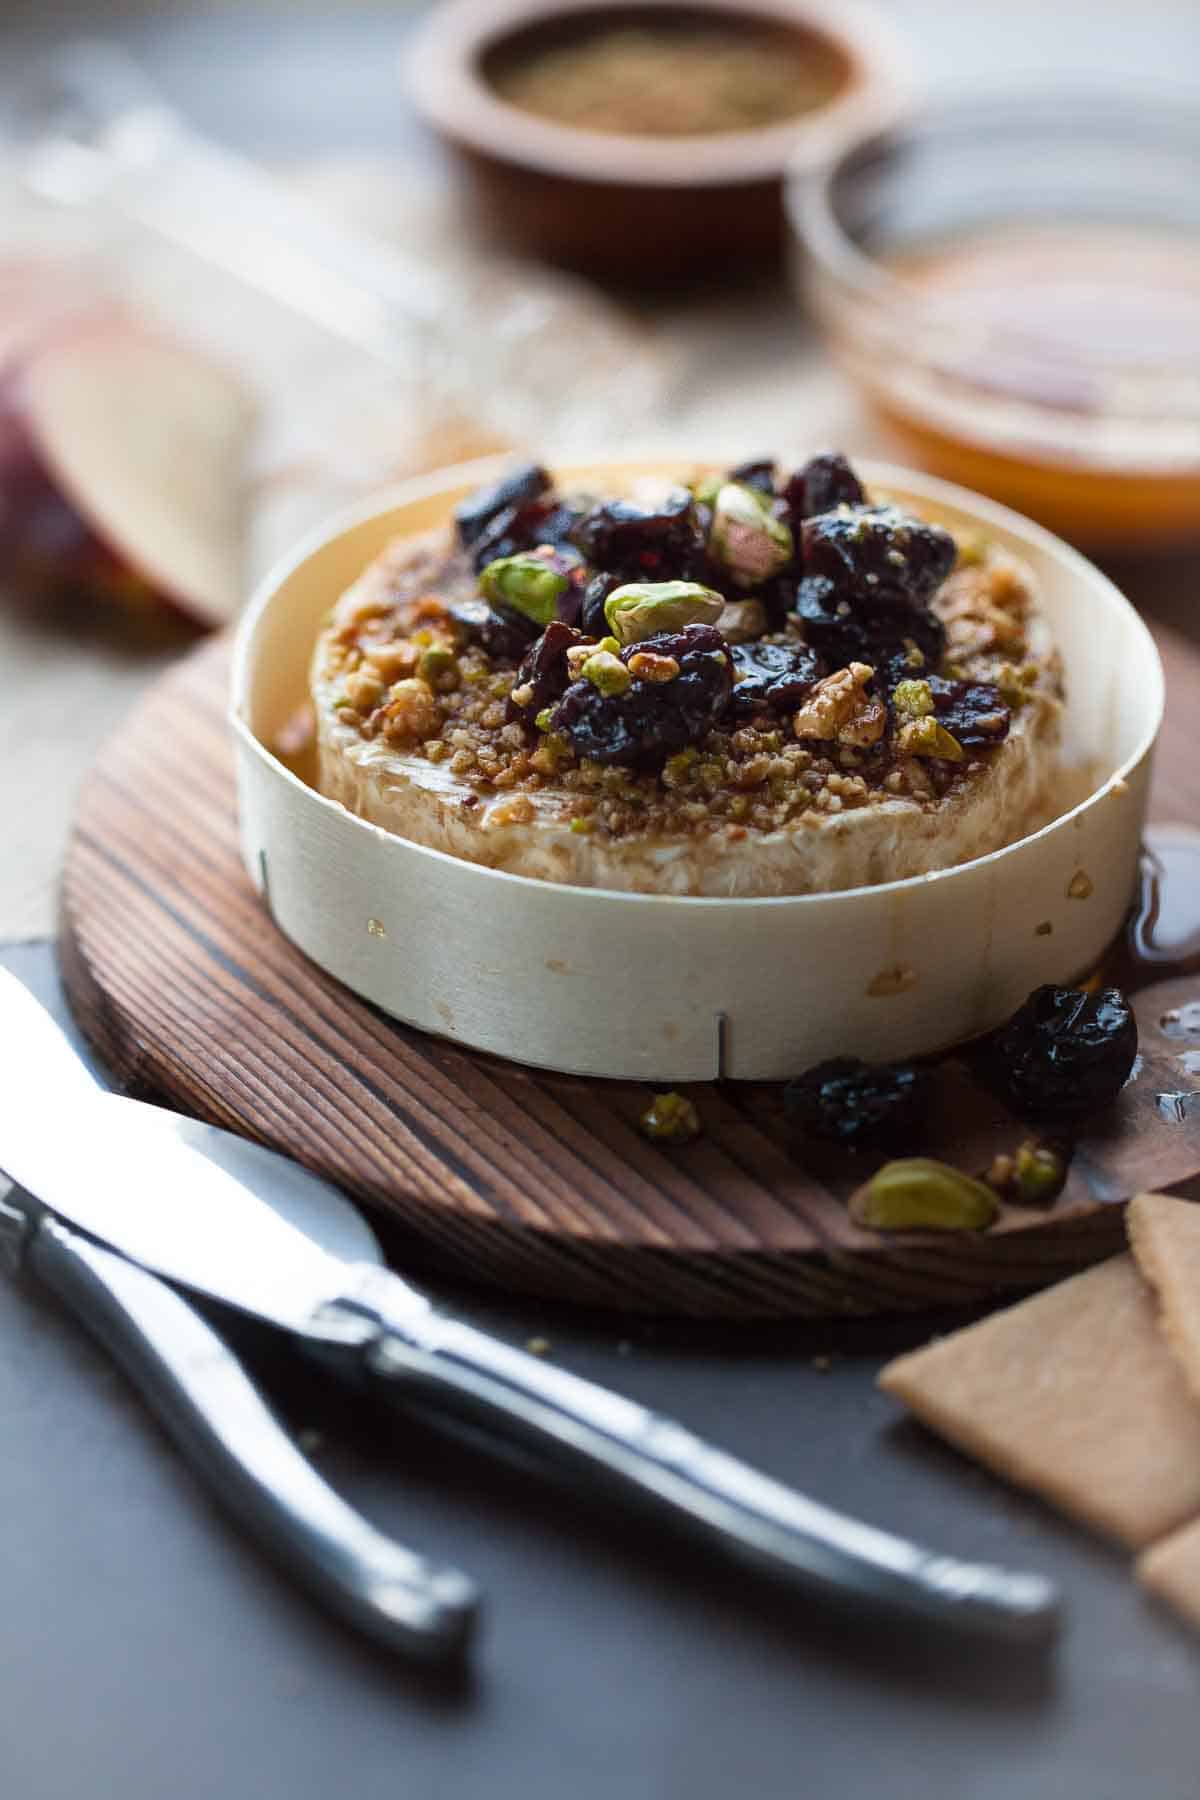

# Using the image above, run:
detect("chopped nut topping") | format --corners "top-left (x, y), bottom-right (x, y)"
top-left (627, 651), bottom-right (681, 684)
top-left (342, 668), bottom-right (386, 712)
top-left (364, 640), bottom-right (421, 683)
top-left (895, 717), bottom-right (964, 761)
top-left (316, 490), bottom-right (1056, 845)
top-left (381, 678), bottom-right (440, 743)
top-left (791, 662), bottom-right (877, 743)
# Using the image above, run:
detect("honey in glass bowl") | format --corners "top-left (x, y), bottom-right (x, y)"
top-left (790, 94), bottom-right (1200, 551)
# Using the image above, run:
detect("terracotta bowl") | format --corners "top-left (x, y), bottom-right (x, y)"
top-left (404, 0), bottom-right (911, 282)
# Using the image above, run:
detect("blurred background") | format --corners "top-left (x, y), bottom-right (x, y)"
top-left (2, 0), bottom-right (1198, 939)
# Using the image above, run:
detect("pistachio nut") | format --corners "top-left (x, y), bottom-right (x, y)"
top-left (1011, 1140), bottom-right (1068, 1205)
top-left (708, 482), bottom-right (793, 589)
top-left (639, 1091), bottom-right (702, 1143)
top-left (603, 579), bottom-right (724, 647)
top-left (418, 644), bottom-right (456, 682)
top-left (895, 716), bottom-right (965, 761)
top-left (581, 649), bottom-right (632, 696)
top-left (891, 678), bottom-right (934, 719)
top-left (849, 1158), bottom-right (998, 1232)
top-left (479, 551), bottom-right (570, 626)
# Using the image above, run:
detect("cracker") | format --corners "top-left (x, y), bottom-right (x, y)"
top-left (1127, 1192), bottom-right (1200, 1404)
top-left (879, 1254), bottom-right (1200, 1548)
top-left (1137, 1517), bottom-right (1200, 1630)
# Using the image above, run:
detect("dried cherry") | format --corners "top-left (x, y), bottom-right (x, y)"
top-left (971, 985), bottom-right (1138, 1123)
top-left (782, 452), bottom-right (865, 523)
top-left (927, 676), bottom-right (1011, 747)
top-left (570, 488), bottom-right (705, 583)
top-left (727, 458), bottom-right (777, 497)
top-left (507, 620), bottom-right (586, 720)
top-left (467, 498), bottom-right (589, 576)
top-left (580, 571), bottom-right (624, 638)
top-left (550, 623), bottom-right (733, 766)
top-left (454, 463), bottom-right (550, 550)
top-left (784, 1057), bottom-right (928, 1150)
top-left (793, 574), bottom-right (947, 674)
top-left (449, 597), bottom-right (538, 664)
top-left (801, 505), bottom-right (956, 604)
top-left (729, 639), bottom-right (823, 719)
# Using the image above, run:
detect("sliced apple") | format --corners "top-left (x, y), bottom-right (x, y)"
top-left (12, 312), bottom-right (256, 627)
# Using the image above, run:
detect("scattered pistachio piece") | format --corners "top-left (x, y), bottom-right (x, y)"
top-left (891, 678), bottom-right (934, 720)
top-left (604, 579), bottom-right (724, 646)
top-left (663, 747), bottom-right (700, 787)
top-left (582, 649), bottom-right (633, 696)
top-left (534, 707), bottom-right (554, 732)
top-left (640, 1092), bottom-right (702, 1144)
top-left (850, 1158), bottom-right (998, 1232)
top-left (987, 1140), bottom-right (1069, 1206)
top-left (895, 716), bottom-right (965, 761)
top-left (418, 644), bottom-right (455, 682)
top-left (569, 815), bottom-right (592, 834)
top-left (479, 551), bottom-right (569, 625)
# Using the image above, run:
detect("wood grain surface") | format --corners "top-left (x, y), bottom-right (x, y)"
top-left (59, 626), bottom-right (1200, 1318)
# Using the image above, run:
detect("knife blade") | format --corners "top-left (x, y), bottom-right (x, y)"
top-left (0, 968), bottom-right (1060, 1643)
top-left (0, 970), bottom-right (478, 1659)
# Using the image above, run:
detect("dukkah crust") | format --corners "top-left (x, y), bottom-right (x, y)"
top-left (310, 501), bottom-right (1065, 897)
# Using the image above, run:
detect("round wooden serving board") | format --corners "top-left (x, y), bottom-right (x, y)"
top-left (60, 633), bottom-right (1200, 1319)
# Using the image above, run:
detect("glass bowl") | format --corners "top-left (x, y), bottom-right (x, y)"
top-left (787, 91), bottom-right (1200, 550)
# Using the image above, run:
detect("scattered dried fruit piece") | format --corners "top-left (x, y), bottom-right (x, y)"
top-left (850, 1159), bottom-right (998, 1232)
top-left (784, 1057), bottom-right (926, 1150)
top-left (640, 1092), bottom-right (702, 1143)
top-left (972, 985), bottom-right (1138, 1123)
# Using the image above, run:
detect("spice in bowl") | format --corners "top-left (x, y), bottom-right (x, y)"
top-left (485, 11), bottom-right (849, 138)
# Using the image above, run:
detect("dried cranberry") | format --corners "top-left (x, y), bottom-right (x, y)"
top-left (727, 458), bottom-right (777, 497)
top-left (730, 639), bottom-right (823, 719)
top-left (470, 497), bottom-right (587, 575)
top-left (782, 453), bottom-right (865, 523)
top-left (580, 571), bottom-right (624, 638)
top-left (507, 620), bottom-right (586, 721)
top-left (784, 1057), bottom-right (927, 1150)
top-left (449, 597), bottom-right (538, 664)
top-left (794, 574), bottom-right (946, 673)
top-left (926, 676), bottom-right (1011, 747)
top-left (455, 463), bottom-right (550, 550)
top-left (801, 505), bottom-right (956, 605)
top-left (550, 623), bottom-right (733, 767)
top-left (570, 489), bottom-right (706, 583)
top-left (971, 986), bottom-right (1138, 1123)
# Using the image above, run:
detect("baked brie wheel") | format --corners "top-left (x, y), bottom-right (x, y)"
top-left (311, 455), bottom-right (1065, 898)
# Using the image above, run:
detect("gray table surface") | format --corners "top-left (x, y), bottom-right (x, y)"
top-left (4, 937), bottom-right (1200, 1800)
top-left (5, 6), bottom-right (1200, 1796)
